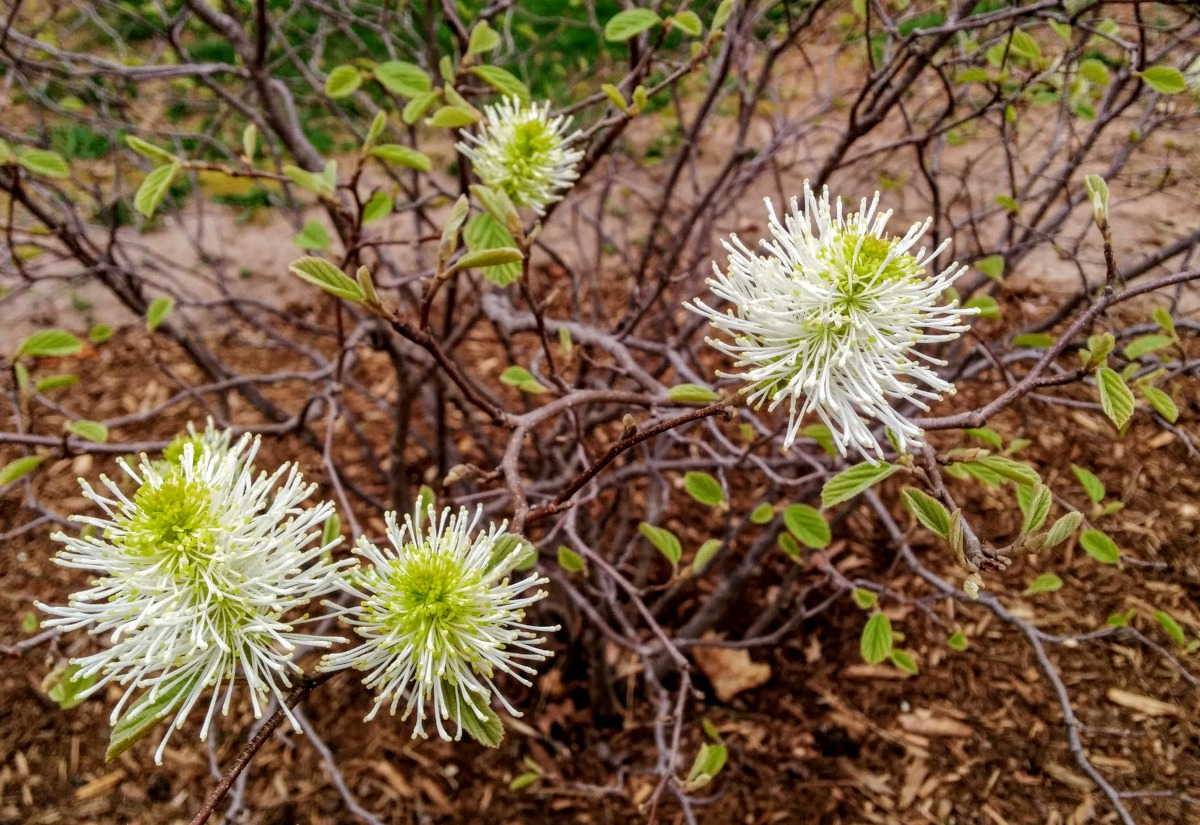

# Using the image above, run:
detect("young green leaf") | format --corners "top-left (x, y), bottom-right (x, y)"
top-left (821, 462), bottom-right (898, 508)
top-left (964, 427), bottom-right (1003, 449)
top-left (889, 650), bottom-right (919, 675)
top-left (671, 10), bottom-right (704, 36)
top-left (1070, 464), bottom-right (1105, 503)
top-left (684, 742), bottom-right (728, 791)
top-left (402, 91), bottom-right (440, 125)
top-left (749, 502), bottom-right (774, 524)
top-left (325, 65), bottom-right (362, 98)
top-left (499, 365), bottom-right (548, 395)
top-left (1043, 511), bottom-right (1084, 548)
top-left (1024, 572), bottom-right (1062, 595)
top-left (557, 545), bottom-right (585, 573)
top-left (851, 588), bottom-right (878, 609)
top-left (45, 665), bottom-right (97, 710)
top-left (860, 612), bottom-right (893, 665)
top-left (900, 487), bottom-right (952, 538)
top-left (450, 688), bottom-right (504, 748)
top-left (288, 257), bottom-right (364, 302)
top-left (468, 21), bottom-right (501, 55)
top-left (777, 532), bottom-right (801, 561)
top-left (470, 66), bottom-right (531, 103)
top-left (35, 374), bottom-right (79, 392)
top-left (16, 329), bottom-right (82, 358)
top-left (322, 511), bottom-right (341, 548)
top-left (638, 522), bottom-right (681, 566)
top-left (370, 144), bottom-right (433, 172)
top-left (89, 324), bottom-right (113, 344)
top-left (16, 148), bottom-right (69, 178)
top-left (1141, 65), bottom-right (1187, 94)
top-left (1140, 385), bottom-right (1178, 423)
top-left (783, 504), bottom-right (831, 549)
top-left (374, 61), bottom-right (432, 97)
top-left (1123, 334), bottom-right (1173, 360)
top-left (0, 455), bottom-right (44, 486)
top-left (125, 136), bottom-right (177, 164)
top-left (1079, 529), bottom-right (1120, 564)
top-left (1153, 610), bottom-right (1187, 648)
top-left (974, 255), bottom-right (1005, 282)
top-left (107, 675), bottom-right (198, 760)
top-left (145, 297), bottom-right (175, 331)
top-left (1012, 333), bottom-right (1055, 348)
top-left (605, 9), bottom-right (662, 42)
top-left (1096, 366), bottom-right (1135, 429)
top-left (684, 472), bottom-right (724, 506)
top-left (946, 631), bottom-right (968, 651)
top-left (1153, 306), bottom-right (1176, 337)
top-left (429, 106), bottom-right (480, 128)
top-left (977, 455), bottom-right (1040, 487)
top-left (67, 420), bottom-right (109, 443)
top-left (667, 383), bottom-right (720, 403)
top-left (692, 539), bottom-right (722, 574)
top-left (509, 772), bottom-right (540, 792)
top-left (1021, 483), bottom-right (1052, 535)
top-left (712, 0), bottom-right (735, 29)
top-left (134, 161), bottom-right (181, 218)
top-left (362, 191), bottom-right (393, 225)
top-left (462, 215), bottom-right (522, 286)
top-left (293, 220), bottom-right (330, 251)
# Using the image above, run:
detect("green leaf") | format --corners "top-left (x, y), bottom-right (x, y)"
top-left (362, 191), bottom-right (393, 225)
top-left (293, 220), bottom-right (331, 251)
top-left (684, 472), bottom-right (724, 507)
top-left (602, 83), bottom-right (627, 110)
top-left (1141, 65), bottom-right (1187, 95)
top-left (964, 427), bottom-right (1003, 449)
top-left (13, 362), bottom-right (29, 394)
top-left (557, 545), bottom-right (585, 573)
top-left (947, 631), bottom-right (968, 651)
top-left (449, 688), bottom-right (504, 748)
top-left (470, 66), bottom-right (531, 103)
top-left (900, 487), bottom-right (952, 538)
top-left (801, 423), bottom-right (837, 456)
top-left (374, 61), bottom-right (432, 97)
top-left (45, 665), bottom-right (97, 710)
top-left (860, 612), bottom-right (893, 665)
top-left (1096, 367), bottom-right (1134, 429)
top-left (288, 257), bottom-right (364, 302)
top-left (35, 374), bottom-right (78, 392)
top-left (242, 124), bottom-right (258, 161)
top-left (1008, 29), bottom-right (1042, 62)
top-left (964, 295), bottom-right (1000, 319)
top-left (322, 511), bottom-right (341, 548)
top-left (125, 136), bottom-right (177, 164)
top-left (17, 329), bottom-right (82, 358)
top-left (1079, 529), bottom-right (1120, 564)
top-left (605, 9), bottom-right (662, 42)
top-left (684, 742), bottom-right (728, 791)
top-left (1124, 334), bottom-right (1173, 360)
top-left (975, 255), bottom-right (1005, 282)
top-left (1153, 610), bottom-right (1186, 648)
top-left (783, 504), bottom-right (830, 549)
top-left (1140, 385), bottom-right (1178, 423)
top-left (496, 365), bottom-right (544, 395)
top-left (977, 455), bottom-right (1040, 487)
top-left (1048, 19), bottom-right (1072, 42)
top-left (1078, 58), bottom-right (1110, 86)
top-left (461, 214), bottom-right (522, 286)
top-left (429, 106), bottom-right (480, 128)
top-left (1070, 464), bottom-right (1105, 503)
top-left (16, 148), bottom-right (69, 178)
top-left (509, 772), bottom-right (539, 792)
top-left (1021, 483), bottom-right (1052, 535)
top-left (821, 462), bottom-right (898, 508)
top-left (1107, 611), bottom-right (1132, 628)
top-left (454, 248), bottom-right (525, 273)
top-left (1012, 333), bottom-right (1055, 348)
top-left (667, 383), bottom-right (719, 403)
top-left (777, 532), bottom-right (801, 561)
top-left (1043, 511), bottom-right (1083, 548)
top-left (282, 164), bottom-right (331, 195)
top-left (325, 65), bottom-right (362, 98)
top-left (712, 0), bottom-right (735, 29)
top-left (402, 91), bottom-right (440, 125)
top-left (107, 675), bottom-right (198, 760)
top-left (67, 420), bottom-right (109, 443)
top-left (639, 522), bottom-right (681, 566)
top-left (671, 10), bottom-right (703, 36)
top-left (486, 534), bottom-right (537, 576)
top-left (468, 20), bottom-right (501, 54)
top-left (89, 324), bottom-right (113, 344)
top-left (370, 143), bottom-right (432, 172)
top-left (852, 588), bottom-right (878, 610)
top-left (958, 67), bottom-right (991, 83)
top-left (692, 539), bottom-right (722, 574)
top-left (0, 455), bottom-right (43, 486)
top-left (146, 296), bottom-right (175, 331)
top-left (1153, 307), bottom-right (1176, 337)
top-left (889, 650), bottom-right (919, 675)
top-left (134, 162), bottom-right (181, 218)
top-left (1024, 572), bottom-right (1063, 595)
top-left (749, 502), bottom-right (774, 524)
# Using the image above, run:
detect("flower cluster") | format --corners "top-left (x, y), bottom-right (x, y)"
top-left (320, 506), bottom-right (558, 743)
top-left (690, 183), bottom-right (976, 459)
top-left (457, 97), bottom-right (583, 214)
top-left (39, 429), bottom-right (348, 763)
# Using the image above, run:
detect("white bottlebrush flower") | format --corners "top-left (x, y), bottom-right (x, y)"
top-left (38, 429), bottom-right (347, 764)
top-left (456, 96), bottom-right (583, 214)
top-left (321, 506), bottom-right (557, 743)
top-left (689, 183), bottom-right (976, 459)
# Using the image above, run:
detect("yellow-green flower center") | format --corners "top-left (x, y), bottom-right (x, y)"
top-left (126, 472), bottom-right (215, 570)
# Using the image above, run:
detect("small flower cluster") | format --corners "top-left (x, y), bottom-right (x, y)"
top-left (40, 424), bottom-right (558, 759)
top-left (690, 182), bottom-right (976, 459)
top-left (457, 96), bottom-right (583, 215)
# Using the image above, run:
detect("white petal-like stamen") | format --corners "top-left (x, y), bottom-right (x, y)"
top-left (689, 183), bottom-right (977, 459)
top-left (320, 506), bottom-right (558, 742)
top-left (37, 426), bottom-right (348, 764)
top-left (456, 97), bottom-right (583, 215)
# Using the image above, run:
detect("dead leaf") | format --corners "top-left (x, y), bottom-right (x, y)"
top-left (1105, 688), bottom-right (1180, 717)
top-left (692, 639), bottom-right (771, 702)
top-left (896, 710), bottom-right (974, 738)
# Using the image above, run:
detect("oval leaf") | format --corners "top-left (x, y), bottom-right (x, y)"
top-left (0, 455), bottom-right (44, 486)
top-left (370, 144), bottom-right (432, 172)
top-left (638, 522), bottom-right (681, 565)
top-left (605, 8), bottom-right (662, 42)
top-left (683, 472), bottom-right (724, 506)
top-left (288, 257), bottom-right (364, 302)
top-left (17, 329), bottom-right (82, 358)
top-left (783, 504), bottom-right (830, 549)
top-left (1079, 529), bottom-right (1120, 564)
top-left (134, 161), bottom-right (181, 218)
top-left (860, 612), bottom-right (893, 666)
top-left (822, 462), bottom-right (898, 508)
top-left (146, 296), bottom-right (174, 331)
top-left (325, 65), bottom-right (362, 98)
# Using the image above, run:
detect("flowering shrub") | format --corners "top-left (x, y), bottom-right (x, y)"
top-left (2, 2), bottom-right (1199, 823)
